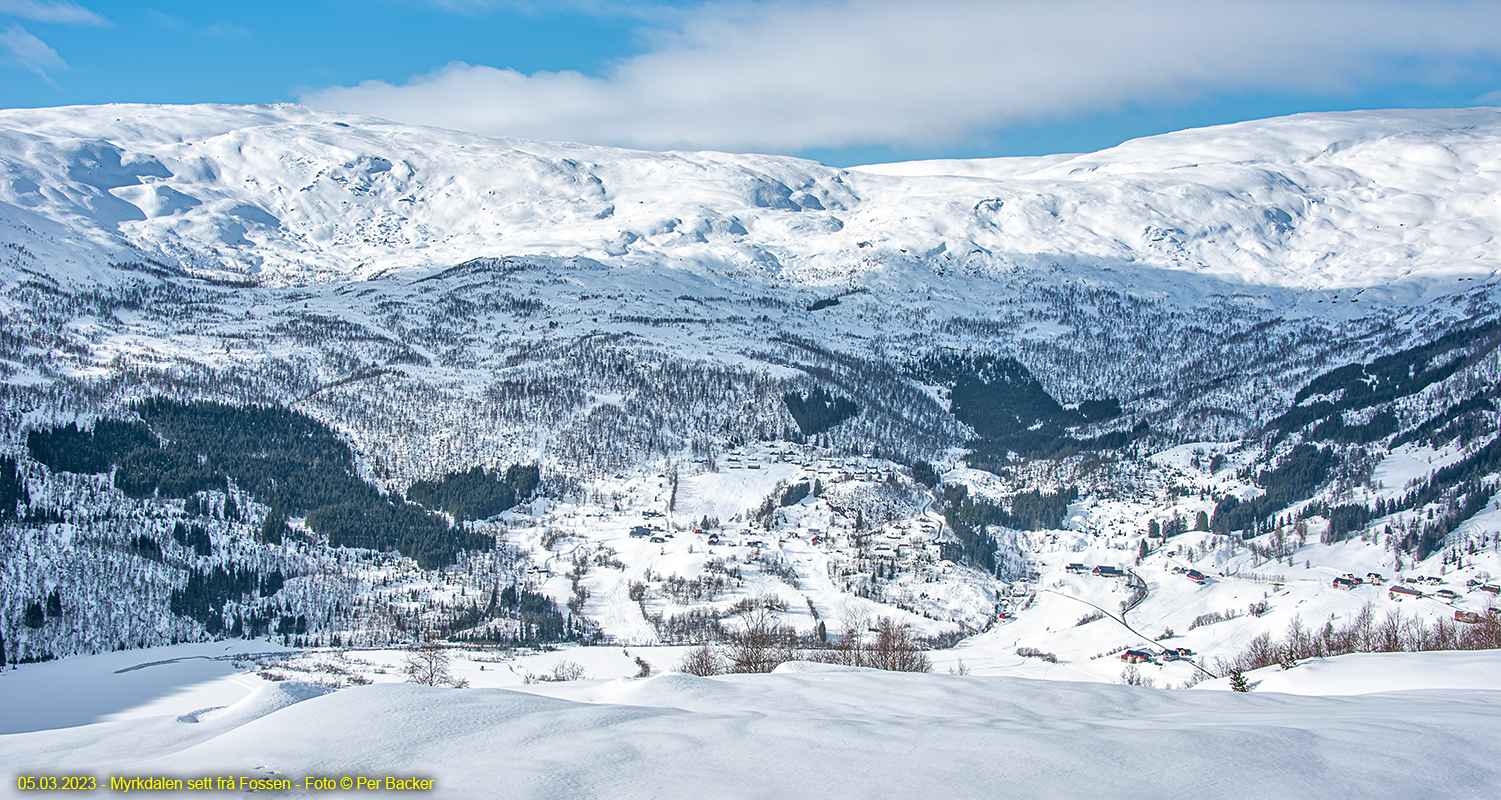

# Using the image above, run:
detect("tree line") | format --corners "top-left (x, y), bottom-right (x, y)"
top-left (1214, 604), bottom-right (1501, 679)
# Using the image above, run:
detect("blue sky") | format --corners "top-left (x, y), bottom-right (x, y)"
top-left (4, 0), bottom-right (1501, 166)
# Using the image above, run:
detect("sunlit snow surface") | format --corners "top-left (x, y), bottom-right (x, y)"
top-left (4, 104), bottom-right (1501, 294)
top-left (3, 651), bottom-right (1500, 798)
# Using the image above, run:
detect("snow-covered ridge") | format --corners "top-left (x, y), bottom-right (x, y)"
top-left (2, 103), bottom-right (1500, 289)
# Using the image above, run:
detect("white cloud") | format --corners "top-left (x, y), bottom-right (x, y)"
top-left (144, 10), bottom-right (188, 31)
top-left (202, 23), bottom-right (250, 40)
top-left (423, 0), bottom-right (663, 16)
top-left (303, 0), bottom-right (1501, 152)
top-left (0, 0), bottom-right (106, 26)
top-left (145, 12), bottom-right (249, 40)
top-left (0, 23), bottom-right (66, 84)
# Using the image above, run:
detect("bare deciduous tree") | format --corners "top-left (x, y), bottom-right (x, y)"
top-left (819, 609), bottom-right (869, 667)
top-left (725, 609), bottom-right (796, 673)
top-left (676, 643), bottom-right (724, 676)
top-left (1120, 664), bottom-right (1154, 687)
top-left (404, 636), bottom-right (468, 688)
top-left (540, 527), bottom-right (568, 551)
top-left (812, 614), bottom-right (932, 673)
top-left (865, 618), bottom-right (933, 673)
top-left (523, 660), bottom-right (588, 684)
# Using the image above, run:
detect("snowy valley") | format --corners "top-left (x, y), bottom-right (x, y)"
top-left (2, 103), bottom-right (1501, 795)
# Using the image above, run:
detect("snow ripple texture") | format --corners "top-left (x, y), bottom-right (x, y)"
top-left (2, 665), bottom-right (1498, 798)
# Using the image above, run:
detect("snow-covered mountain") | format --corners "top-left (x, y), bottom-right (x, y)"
top-left (2, 103), bottom-right (1500, 700)
top-left (4, 103), bottom-right (1500, 291)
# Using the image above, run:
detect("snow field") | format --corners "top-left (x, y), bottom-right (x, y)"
top-left (4, 656), bottom-right (1501, 799)
top-left (0, 641), bottom-right (288, 735)
top-left (9, 104), bottom-right (1501, 300)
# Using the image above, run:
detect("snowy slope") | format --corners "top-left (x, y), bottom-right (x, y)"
top-left (1196, 649), bottom-right (1501, 695)
top-left (2, 658), bottom-right (1499, 799)
top-left (0, 641), bottom-right (287, 735)
top-left (3, 104), bottom-right (1501, 291)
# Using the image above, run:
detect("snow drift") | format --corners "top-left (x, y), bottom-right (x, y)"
top-left (2, 660), bottom-right (1498, 799)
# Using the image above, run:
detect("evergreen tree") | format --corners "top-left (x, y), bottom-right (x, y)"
top-left (779, 482), bottom-right (812, 507)
top-left (911, 460), bottom-right (940, 488)
top-left (132, 535), bottom-right (163, 561)
top-left (1229, 669), bottom-right (1250, 692)
top-left (23, 601), bottom-right (44, 629)
top-left (784, 388), bottom-right (860, 435)
top-left (407, 464), bottom-right (538, 522)
top-left (0, 456), bottom-right (28, 520)
top-left (185, 525), bottom-right (212, 557)
top-left (259, 510), bottom-right (287, 545)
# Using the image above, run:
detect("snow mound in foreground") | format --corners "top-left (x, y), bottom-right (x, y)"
top-left (3, 662), bottom-right (1499, 798)
top-left (770, 660), bottom-right (871, 674)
